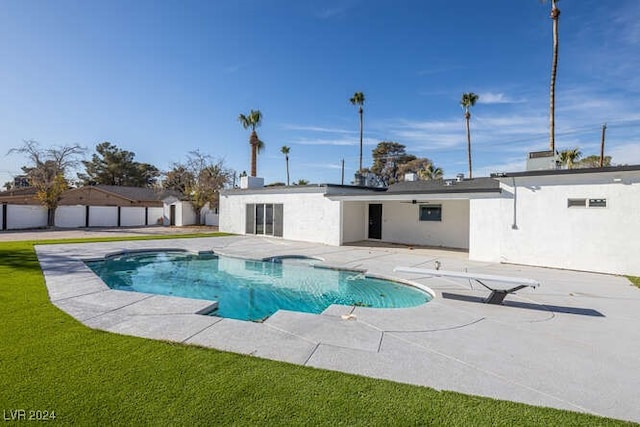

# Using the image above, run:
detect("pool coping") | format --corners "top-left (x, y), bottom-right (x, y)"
top-left (34, 235), bottom-right (640, 423)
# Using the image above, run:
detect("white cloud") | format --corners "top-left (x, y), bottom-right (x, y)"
top-left (292, 136), bottom-right (377, 147)
top-left (479, 92), bottom-right (525, 104)
top-left (608, 141), bottom-right (640, 165)
top-left (281, 124), bottom-right (357, 134)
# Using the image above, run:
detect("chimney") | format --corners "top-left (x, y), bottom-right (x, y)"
top-left (526, 150), bottom-right (557, 171)
top-left (240, 176), bottom-right (264, 189)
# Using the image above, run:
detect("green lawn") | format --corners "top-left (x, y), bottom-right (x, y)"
top-left (0, 235), bottom-right (630, 426)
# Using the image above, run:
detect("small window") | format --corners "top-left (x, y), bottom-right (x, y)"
top-left (567, 198), bottom-right (586, 208)
top-left (588, 198), bottom-right (606, 208)
top-left (419, 205), bottom-right (442, 221)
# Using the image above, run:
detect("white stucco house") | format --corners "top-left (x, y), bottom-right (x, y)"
top-left (219, 165), bottom-right (640, 276)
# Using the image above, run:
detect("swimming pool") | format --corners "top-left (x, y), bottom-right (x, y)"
top-left (85, 250), bottom-right (432, 321)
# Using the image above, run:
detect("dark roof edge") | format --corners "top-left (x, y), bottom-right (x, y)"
top-left (385, 187), bottom-right (502, 195)
top-left (222, 183), bottom-right (387, 195)
top-left (491, 165), bottom-right (640, 178)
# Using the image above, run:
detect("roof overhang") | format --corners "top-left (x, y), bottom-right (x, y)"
top-left (326, 188), bottom-right (502, 202)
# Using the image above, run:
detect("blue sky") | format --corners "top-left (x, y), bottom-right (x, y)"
top-left (1, 0), bottom-right (639, 186)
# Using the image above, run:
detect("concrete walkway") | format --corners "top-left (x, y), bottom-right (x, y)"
top-left (34, 235), bottom-right (640, 422)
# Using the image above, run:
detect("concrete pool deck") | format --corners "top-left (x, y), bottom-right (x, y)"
top-left (34, 235), bottom-right (640, 422)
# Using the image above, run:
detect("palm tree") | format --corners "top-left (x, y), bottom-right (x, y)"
top-left (460, 92), bottom-right (479, 179)
top-left (293, 179), bottom-right (309, 186)
top-left (349, 92), bottom-right (365, 172)
top-left (558, 148), bottom-right (582, 169)
top-left (238, 110), bottom-right (263, 177)
top-left (418, 163), bottom-right (444, 180)
top-left (546, 0), bottom-right (561, 152)
top-left (280, 145), bottom-right (291, 186)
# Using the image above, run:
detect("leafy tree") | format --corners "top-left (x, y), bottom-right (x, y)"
top-left (544, 0), bottom-right (561, 152)
top-left (418, 163), bottom-right (444, 180)
top-left (167, 150), bottom-right (234, 225)
top-left (293, 179), bottom-right (309, 186)
top-left (396, 158), bottom-right (434, 177)
top-left (371, 142), bottom-right (416, 185)
top-left (79, 142), bottom-right (159, 187)
top-left (280, 145), bottom-right (291, 186)
top-left (8, 140), bottom-right (85, 226)
top-left (238, 110), bottom-right (264, 177)
top-left (350, 92), bottom-right (365, 172)
top-left (575, 155), bottom-right (611, 168)
top-left (461, 92), bottom-right (479, 179)
top-left (162, 165), bottom-right (192, 194)
top-left (558, 148), bottom-right (582, 169)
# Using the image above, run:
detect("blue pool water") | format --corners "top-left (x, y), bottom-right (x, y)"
top-left (86, 251), bottom-right (431, 321)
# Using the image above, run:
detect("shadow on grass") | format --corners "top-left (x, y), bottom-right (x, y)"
top-left (0, 246), bottom-right (41, 272)
top-left (441, 292), bottom-right (605, 317)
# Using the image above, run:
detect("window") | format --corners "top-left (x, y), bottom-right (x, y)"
top-left (567, 198), bottom-right (607, 208)
top-left (588, 198), bottom-right (606, 208)
top-left (567, 198), bottom-right (586, 208)
top-left (419, 204), bottom-right (442, 221)
top-left (245, 203), bottom-right (283, 236)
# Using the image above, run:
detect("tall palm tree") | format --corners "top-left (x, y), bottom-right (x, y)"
top-left (558, 148), bottom-right (582, 169)
top-left (350, 92), bottom-right (365, 172)
top-left (238, 109), bottom-right (263, 177)
top-left (280, 145), bottom-right (291, 186)
top-left (460, 92), bottom-right (479, 179)
top-left (546, 0), bottom-right (560, 152)
top-left (418, 163), bottom-right (444, 180)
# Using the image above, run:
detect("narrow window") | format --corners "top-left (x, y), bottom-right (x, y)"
top-left (245, 204), bottom-right (255, 234)
top-left (419, 204), bottom-right (442, 221)
top-left (567, 198), bottom-right (586, 208)
top-left (588, 198), bottom-right (607, 208)
top-left (273, 204), bottom-right (284, 237)
top-left (255, 204), bottom-right (265, 234)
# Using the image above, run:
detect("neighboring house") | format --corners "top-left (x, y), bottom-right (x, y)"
top-left (0, 185), bottom-right (174, 229)
top-left (220, 165), bottom-right (640, 276)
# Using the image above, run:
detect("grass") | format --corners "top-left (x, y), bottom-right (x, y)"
top-left (0, 235), bottom-right (631, 426)
top-left (627, 276), bottom-right (640, 289)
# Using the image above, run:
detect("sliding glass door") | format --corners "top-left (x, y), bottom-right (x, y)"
top-left (245, 203), bottom-right (283, 237)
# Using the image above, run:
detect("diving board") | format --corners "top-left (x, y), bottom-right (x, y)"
top-left (394, 267), bottom-right (540, 305)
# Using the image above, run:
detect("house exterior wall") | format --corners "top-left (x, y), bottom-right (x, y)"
top-left (180, 202), bottom-right (197, 226)
top-left (342, 201), bottom-right (367, 243)
top-left (469, 198), bottom-right (505, 262)
top-left (380, 200), bottom-right (470, 249)
top-left (470, 172), bottom-right (640, 276)
top-left (55, 206), bottom-right (86, 228)
top-left (6, 205), bottom-right (47, 229)
top-left (220, 190), bottom-right (342, 245)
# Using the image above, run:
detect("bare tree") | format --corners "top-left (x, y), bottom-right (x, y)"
top-left (165, 150), bottom-right (234, 225)
top-left (8, 140), bottom-right (85, 226)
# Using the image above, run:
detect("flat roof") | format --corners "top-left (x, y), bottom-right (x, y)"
top-left (386, 177), bottom-right (500, 194)
top-left (491, 164), bottom-right (640, 178)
